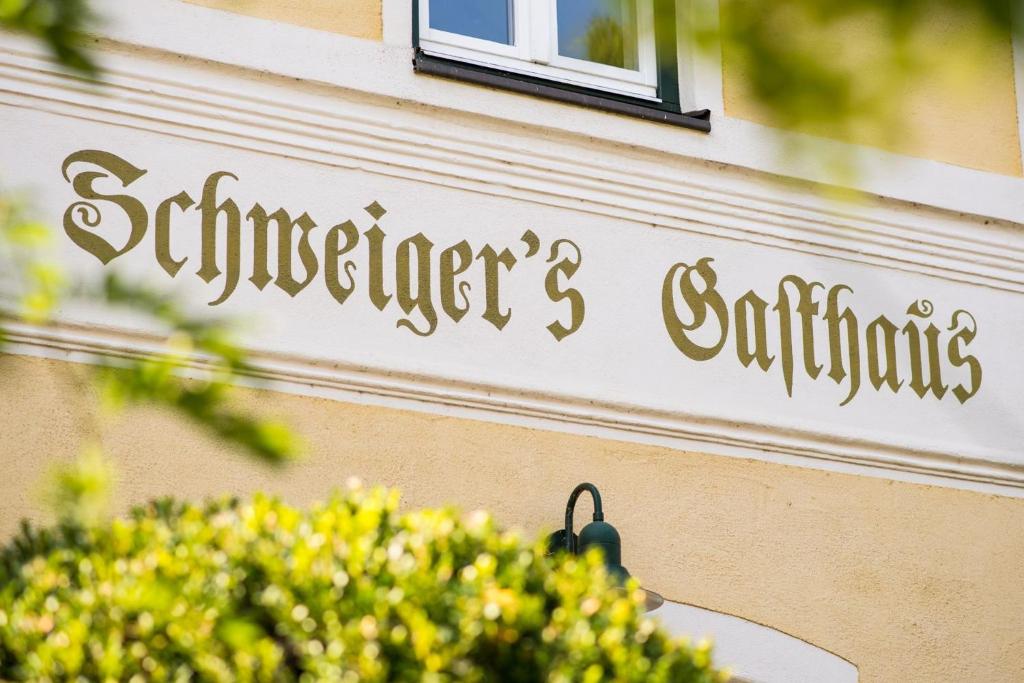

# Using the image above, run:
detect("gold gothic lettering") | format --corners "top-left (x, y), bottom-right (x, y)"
top-left (59, 150), bottom-right (984, 407)
top-left (661, 257), bottom-right (982, 405)
top-left (60, 149), bottom-right (584, 339)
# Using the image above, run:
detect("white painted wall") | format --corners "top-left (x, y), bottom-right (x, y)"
top-left (652, 601), bottom-right (858, 683)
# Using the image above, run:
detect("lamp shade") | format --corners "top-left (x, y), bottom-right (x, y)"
top-left (577, 519), bottom-right (625, 580)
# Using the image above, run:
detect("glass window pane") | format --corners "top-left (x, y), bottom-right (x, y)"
top-left (429, 0), bottom-right (514, 45)
top-left (557, 0), bottom-right (638, 70)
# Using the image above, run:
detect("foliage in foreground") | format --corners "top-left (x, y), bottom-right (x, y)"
top-left (0, 487), bottom-right (725, 682)
top-left (1, 193), bottom-right (300, 467)
top-left (0, 0), bottom-right (96, 74)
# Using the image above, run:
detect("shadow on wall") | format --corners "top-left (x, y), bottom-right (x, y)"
top-left (650, 601), bottom-right (857, 683)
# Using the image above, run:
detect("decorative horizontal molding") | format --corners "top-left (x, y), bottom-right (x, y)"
top-left (5, 321), bottom-right (1024, 498)
top-left (1, 43), bottom-right (1023, 297)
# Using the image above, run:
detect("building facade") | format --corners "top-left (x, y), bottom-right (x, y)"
top-left (2, 1), bottom-right (1023, 680)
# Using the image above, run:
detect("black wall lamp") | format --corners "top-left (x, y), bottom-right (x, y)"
top-left (546, 482), bottom-right (664, 611)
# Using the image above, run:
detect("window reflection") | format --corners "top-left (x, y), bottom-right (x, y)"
top-left (429, 0), bottom-right (514, 45)
top-left (557, 0), bottom-right (638, 70)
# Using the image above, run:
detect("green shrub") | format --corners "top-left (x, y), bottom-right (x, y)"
top-left (0, 486), bottom-right (725, 682)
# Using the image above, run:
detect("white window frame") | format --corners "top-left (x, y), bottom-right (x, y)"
top-left (418, 0), bottom-right (659, 100)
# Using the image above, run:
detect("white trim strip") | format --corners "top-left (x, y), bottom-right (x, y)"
top-left (4, 321), bottom-right (1024, 498)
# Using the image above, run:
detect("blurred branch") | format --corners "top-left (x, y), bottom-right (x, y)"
top-left (0, 193), bottom-right (66, 343)
top-left (0, 0), bottom-right (98, 75)
top-left (96, 272), bottom-right (300, 466)
top-left (688, 0), bottom-right (1018, 142)
top-left (43, 445), bottom-right (113, 525)
top-left (1, 196), bottom-right (299, 488)
top-left (2, 3), bottom-right (299, 527)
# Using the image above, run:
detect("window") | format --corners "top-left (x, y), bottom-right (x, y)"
top-left (414, 0), bottom-right (710, 130)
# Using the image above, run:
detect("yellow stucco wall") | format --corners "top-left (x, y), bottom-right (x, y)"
top-left (721, 5), bottom-right (1022, 176)
top-left (181, 0), bottom-right (382, 40)
top-left (3, 354), bottom-right (1023, 681)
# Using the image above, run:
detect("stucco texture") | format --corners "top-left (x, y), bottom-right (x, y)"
top-left (181, 0), bottom-right (382, 40)
top-left (721, 4), bottom-right (1023, 176)
top-left (2, 354), bottom-right (1023, 681)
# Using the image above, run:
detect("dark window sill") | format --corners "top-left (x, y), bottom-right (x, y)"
top-left (413, 51), bottom-right (711, 133)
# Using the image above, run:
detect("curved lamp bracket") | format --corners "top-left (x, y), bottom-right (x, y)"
top-left (545, 482), bottom-right (604, 555)
top-left (544, 482), bottom-right (663, 612)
